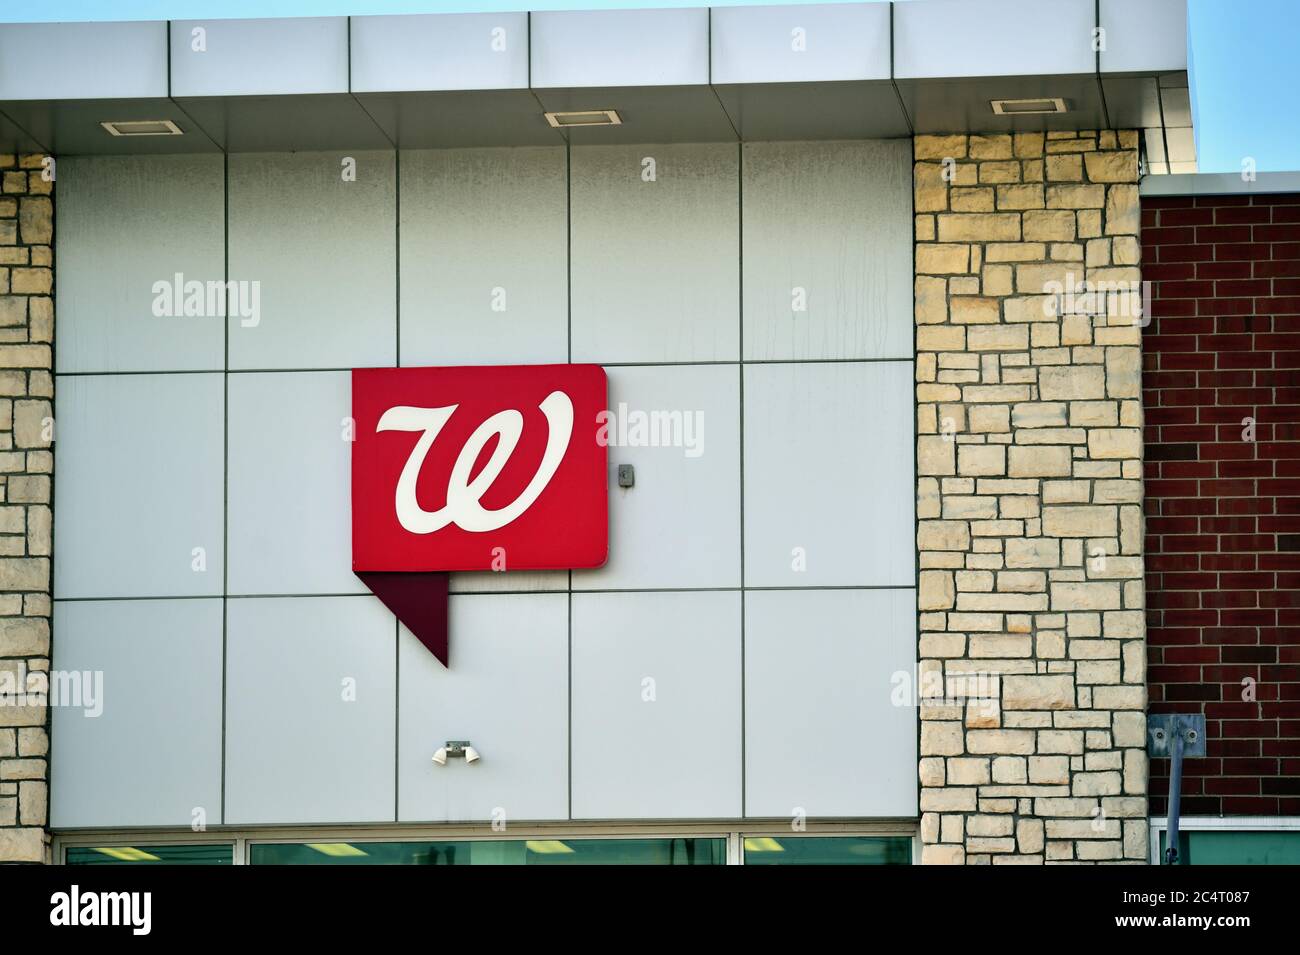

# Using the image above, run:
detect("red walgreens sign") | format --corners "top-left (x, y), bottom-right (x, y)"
top-left (352, 364), bottom-right (608, 664)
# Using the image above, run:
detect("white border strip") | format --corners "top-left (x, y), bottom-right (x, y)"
top-left (1140, 171), bottom-right (1300, 197)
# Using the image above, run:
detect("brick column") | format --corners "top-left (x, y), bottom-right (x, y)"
top-left (914, 131), bottom-right (1148, 864)
top-left (0, 153), bottom-right (53, 864)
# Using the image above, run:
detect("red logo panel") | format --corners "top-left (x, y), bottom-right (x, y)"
top-left (352, 364), bottom-right (608, 573)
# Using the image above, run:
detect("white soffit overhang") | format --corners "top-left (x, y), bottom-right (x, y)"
top-left (0, 0), bottom-right (1192, 165)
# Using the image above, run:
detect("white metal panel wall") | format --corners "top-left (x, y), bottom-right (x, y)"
top-left (742, 140), bottom-right (912, 361)
top-left (51, 141), bottom-right (917, 828)
top-left (746, 588), bottom-right (917, 817)
top-left (224, 597), bottom-right (397, 824)
top-left (226, 371), bottom-right (363, 596)
top-left (570, 143), bottom-right (740, 364)
top-left (50, 599), bottom-right (223, 829)
top-left (227, 151), bottom-right (396, 370)
top-left (56, 155), bottom-right (224, 373)
top-left (399, 147), bottom-right (567, 366)
top-left (575, 364), bottom-right (741, 590)
top-left (398, 594), bottom-right (570, 823)
top-left (54, 373), bottom-right (225, 598)
top-left (572, 591), bottom-right (743, 819)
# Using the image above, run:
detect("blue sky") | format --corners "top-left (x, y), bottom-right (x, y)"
top-left (6, 0), bottom-right (1298, 173)
top-left (1186, 0), bottom-right (1298, 173)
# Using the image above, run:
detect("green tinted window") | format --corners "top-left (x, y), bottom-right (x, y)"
top-left (743, 836), bottom-right (911, 865)
top-left (251, 838), bottom-right (725, 865)
top-left (1160, 829), bottom-right (1300, 865)
top-left (66, 844), bottom-right (234, 865)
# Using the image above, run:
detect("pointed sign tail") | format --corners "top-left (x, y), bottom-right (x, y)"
top-left (355, 571), bottom-right (450, 667)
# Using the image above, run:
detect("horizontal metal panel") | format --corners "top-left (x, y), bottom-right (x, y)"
top-left (531, 8), bottom-right (708, 88)
top-left (895, 0), bottom-right (1095, 79)
top-left (714, 80), bottom-right (910, 141)
top-left (897, 75), bottom-right (1107, 135)
top-left (351, 13), bottom-right (528, 92)
top-left (0, 111), bottom-right (43, 154)
top-left (711, 3), bottom-right (890, 84)
top-left (1102, 75), bottom-right (1164, 130)
top-left (0, 98), bottom-right (219, 155)
top-left (0, 22), bottom-right (167, 100)
top-left (357, 90), bottom-right (562, 149)
top-left (532, 86), bottom-right (736, 145)
top-left (1140, 170), bottom-right (1300, 197)
top-left (171, 93), bottom-right (392, 151)
top-left (170, 17), bottom-right (348, 96)
top-left (1100, 0), bottom-right (1187, 74)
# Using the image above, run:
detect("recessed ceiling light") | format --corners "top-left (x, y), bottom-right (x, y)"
top-left (544, 109), bottom-right (622, 128)
top-left (525, 840), bottom-right (576, 854)
top-left (100, 119), bottom-right (184, 137)
top-left (91, 846), bottom-right (161, 861)
top-left (306, 843), bottom-right (368, 857)
top-left (990, 98), bottom-right (1068, 116)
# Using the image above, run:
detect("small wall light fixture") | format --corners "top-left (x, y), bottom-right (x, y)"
top-left (432, 740), bottom-right (480, 766)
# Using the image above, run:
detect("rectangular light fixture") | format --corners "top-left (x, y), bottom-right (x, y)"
top-left (990, 98), bottom-right (1068, 115)
top-left (92, 846), bottom-right (161, 862)
top-left (524, 840), bottom-right (576, 855)
top-left (100, 119), bottom-right (184, 137)
top-left (544, 109), bottom-right (622, 129)
top-left (306, 843), bottom-right (368, 858)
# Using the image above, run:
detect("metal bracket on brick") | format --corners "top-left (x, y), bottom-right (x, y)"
top-left (1147, 713), bottom-right (1206, 865)
top-left (1146, 713), bottom-right (1206, 758)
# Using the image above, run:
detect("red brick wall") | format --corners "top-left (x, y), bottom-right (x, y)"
top-left (1142, 193), bottom-right (1300, 816)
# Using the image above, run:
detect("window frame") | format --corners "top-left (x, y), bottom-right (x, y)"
top-left (55, 820), bottom-right (919, 866)
top-left (1147, 815), bottom-right (1300, 865)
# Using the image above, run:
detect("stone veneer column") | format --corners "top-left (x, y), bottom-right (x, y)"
top-left (0, 153), bottom-right (54, 863)
top-left (914, 131), bottom-right (1148, 864)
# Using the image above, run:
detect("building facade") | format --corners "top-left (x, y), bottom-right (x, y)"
top-left (2, 0), bottom-right (1292, 866)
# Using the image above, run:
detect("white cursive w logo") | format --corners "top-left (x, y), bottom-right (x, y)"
top-left (377, 390), bottom-right (574, 534)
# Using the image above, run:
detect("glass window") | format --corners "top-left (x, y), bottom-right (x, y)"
top-left (743, 836), bottom-right (911, 865)
top-left (1159, 829), bottom-right (1300, 865)
top-left (251, 838), bottom-right (726, 865)
top-left (66, 844), bottom-right (234, 865)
